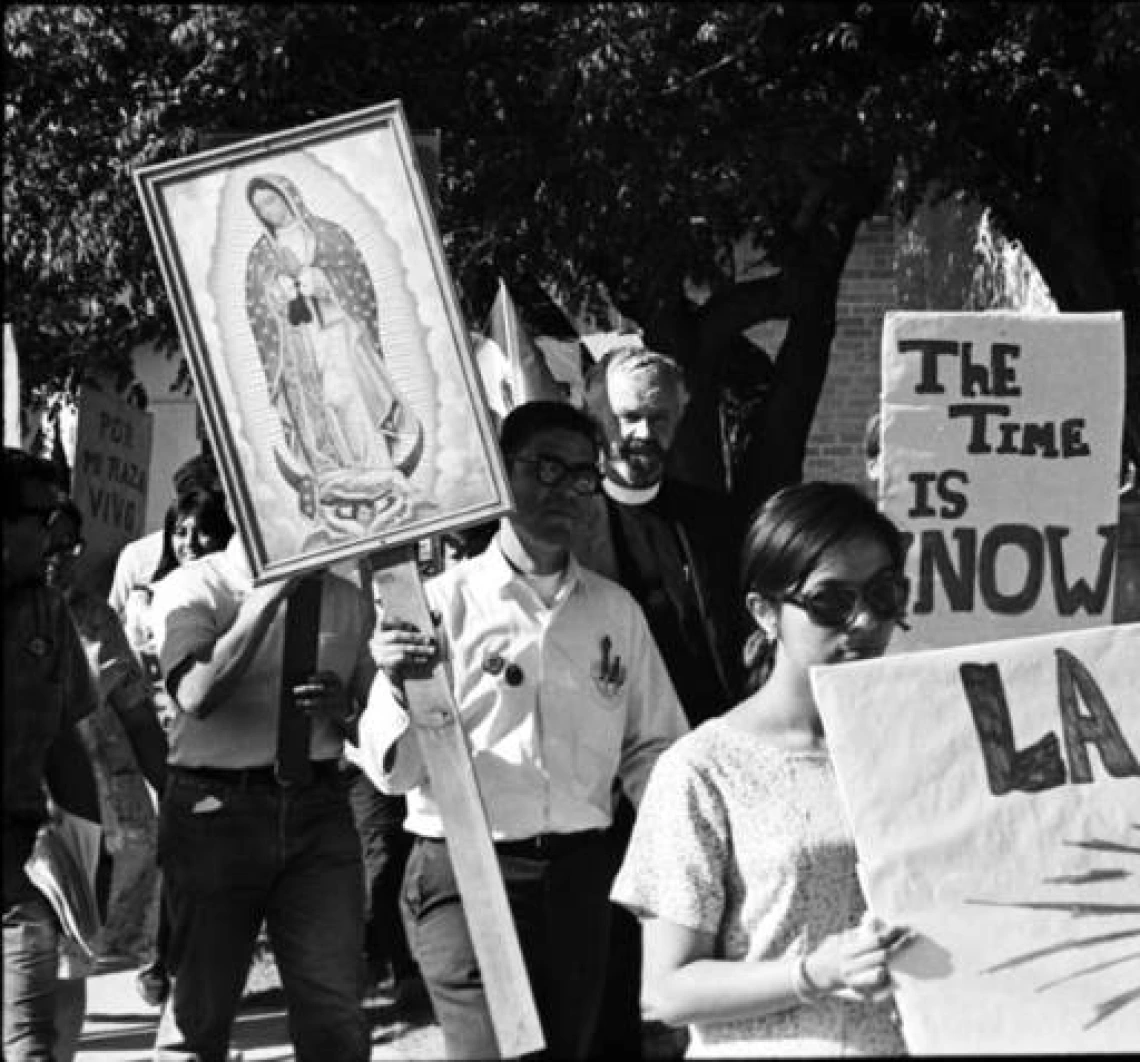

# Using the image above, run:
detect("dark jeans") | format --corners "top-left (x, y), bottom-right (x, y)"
top-left (590, 796), bottom-right (642, 1058)
top-left (153, 768), bottom-right (368, 1062)
top-left (346, 768), bottom-right (416, 983)
top-left (3, 884), bottom-right (60, 1062)
top-left (402, 832), bottom-right (615, 1061)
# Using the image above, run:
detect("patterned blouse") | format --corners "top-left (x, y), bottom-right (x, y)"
top-left (611, 718), bottom-right (905, 1057)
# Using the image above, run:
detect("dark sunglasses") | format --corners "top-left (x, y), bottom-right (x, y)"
top-left (782, 569), bottom-right (910, 630)
top-left (514, 454), bottom-right (602, 496)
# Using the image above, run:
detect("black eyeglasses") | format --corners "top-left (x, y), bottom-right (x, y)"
top-left (782, 569), bottom-right (910, 630)
top-left (514, 454), bottom-right (602, 496)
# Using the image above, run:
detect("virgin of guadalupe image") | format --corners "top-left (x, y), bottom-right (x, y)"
top-left (243, 174), bottom-right (424, 535)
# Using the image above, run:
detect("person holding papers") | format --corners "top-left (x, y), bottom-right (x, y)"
top-left (612, 482), bottom-right (913, 1057)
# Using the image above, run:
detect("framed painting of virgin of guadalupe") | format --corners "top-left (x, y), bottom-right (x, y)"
top-left (134, 100), bottom-right (512, 583)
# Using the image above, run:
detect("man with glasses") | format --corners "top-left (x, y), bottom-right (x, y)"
top-left (3, 447), bottom-right (101, 1062)
top-left (355, 401), bottom-right (688, 1059)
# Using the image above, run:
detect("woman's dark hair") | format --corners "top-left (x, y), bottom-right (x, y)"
top-left (152, 487), bottom-right (235, 582)
top-left (739, 481), bottom-right (906, 691)
top-left (498, 401), bottom-right (601, 464)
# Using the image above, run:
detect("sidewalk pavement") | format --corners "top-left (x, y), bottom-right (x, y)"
top-left (74, 963), bottom-right (445, 1061)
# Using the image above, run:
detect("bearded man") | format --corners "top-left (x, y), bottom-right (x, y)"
top-left (578, 345), bottom-right (745, 727)
top-left (576, 345), bottom-right (747, 1061)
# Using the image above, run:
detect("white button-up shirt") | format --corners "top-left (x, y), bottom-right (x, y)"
top-left (152, 538), bottom-right (372, 768)
top-left (353, 537), bottom-right (688, 840)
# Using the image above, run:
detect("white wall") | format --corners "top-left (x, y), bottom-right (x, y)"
top-left (130, 341), bottom-right (201, 532)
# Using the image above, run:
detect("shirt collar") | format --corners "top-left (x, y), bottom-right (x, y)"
top-left (602, 475), bottom-right (661, 506)
top-left (477, 532), bottom-right (584, 597)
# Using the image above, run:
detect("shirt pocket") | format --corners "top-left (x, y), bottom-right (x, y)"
top-left (572, 684), bottom-right (626, 793)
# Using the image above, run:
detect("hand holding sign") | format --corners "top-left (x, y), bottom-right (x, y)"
top-left (802, 912), bottom-right (912, 1005)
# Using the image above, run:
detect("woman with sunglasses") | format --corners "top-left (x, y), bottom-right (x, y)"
top-left (611, 481), bottom-right (912, 1057)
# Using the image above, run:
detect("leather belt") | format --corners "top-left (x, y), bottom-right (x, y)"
top-left (421, 830), bottom-right (604, 859)
top-left (171, 762), bottom-right (342, 787)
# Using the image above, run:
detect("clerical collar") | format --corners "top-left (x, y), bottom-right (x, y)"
top-left (603, 476), bottom-right (661, 506)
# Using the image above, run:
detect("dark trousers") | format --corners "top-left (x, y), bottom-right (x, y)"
top-left (589, 797), bottom-right (642, 1058)
top-left (590, 796), bottom-right (689, 1061)
top-left (154, 769), bottom-right (368, 1062)
top-left (347, 768), bottom-right (416, 983)
top-left (402, 832), bottom-right (615, 1060)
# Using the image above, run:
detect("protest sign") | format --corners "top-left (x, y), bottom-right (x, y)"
top-left (812, 622), bottom-right (1140, 1054)
top-left (880, 312), bottom-right (1125, 652)
top-left (71, 387), bottom-right (153, 592)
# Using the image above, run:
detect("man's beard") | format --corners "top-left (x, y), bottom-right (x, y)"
top-left (613, 439), bottom-right (665, 486)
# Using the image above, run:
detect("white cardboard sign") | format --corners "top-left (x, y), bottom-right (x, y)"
top-left (812, 623), bottom-right (1140, 1053)
top-left (881, 312), bottom-right (1125, 652)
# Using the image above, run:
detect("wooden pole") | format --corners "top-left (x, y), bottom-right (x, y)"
top-left (368, 546), bottom-right (544, 1057)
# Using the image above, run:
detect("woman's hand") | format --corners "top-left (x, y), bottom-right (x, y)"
top-left (370, 619), bottom-right (437, 679)
top-left (803, 914), bottom-right (911, 1004)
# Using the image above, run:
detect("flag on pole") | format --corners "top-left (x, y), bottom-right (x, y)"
top-left (476, 279), bottom-right (567, 419)
top-left (4, 323), bottom-right (21, 447)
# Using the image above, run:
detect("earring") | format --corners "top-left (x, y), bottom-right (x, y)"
top-left (742, 622), bottom-right (777, 693)
top-left (742, 627), bottom-right (770, 672)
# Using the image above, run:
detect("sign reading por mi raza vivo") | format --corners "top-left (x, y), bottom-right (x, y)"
top-left (880, 312), bottom-right (1125, 653)
top-left (71, 387), bottom-right (153, 585)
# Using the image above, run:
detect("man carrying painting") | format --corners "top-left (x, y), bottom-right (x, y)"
top-left (356, 401), bottom-right (688, 1059)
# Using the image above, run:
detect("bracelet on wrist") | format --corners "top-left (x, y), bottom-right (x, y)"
top-left (791, 953), bottom-right (825, 1006)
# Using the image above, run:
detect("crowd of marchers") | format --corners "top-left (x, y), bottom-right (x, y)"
top-left (4, 346), bottom-right (915, 1062)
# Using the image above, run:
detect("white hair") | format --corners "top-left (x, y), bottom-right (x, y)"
top-left (584, 344), bottom-right (690, 413)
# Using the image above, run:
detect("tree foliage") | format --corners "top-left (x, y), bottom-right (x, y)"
top-left (5, 2), bottom-right (1137, 498)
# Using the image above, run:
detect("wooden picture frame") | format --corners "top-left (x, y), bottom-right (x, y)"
top-left (135, 100), bottom-right (511, 583)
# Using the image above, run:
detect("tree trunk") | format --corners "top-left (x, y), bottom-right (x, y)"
top-left (995, 159), bottom-right (1140, 470)
top-left (733, 177), bottom-right (890, 517)
top-left (610, 170), bottom-right (892, 514)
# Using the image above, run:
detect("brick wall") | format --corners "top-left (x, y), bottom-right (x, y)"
top-left (802, 214), bottom-right (896, 491)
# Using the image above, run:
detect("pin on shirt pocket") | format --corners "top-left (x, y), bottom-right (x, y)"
top-left (590, 635), bottom-right (626, 699)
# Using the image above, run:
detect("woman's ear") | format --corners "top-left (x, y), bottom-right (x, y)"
top-left (745, 591), bottom-right (778, 640)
